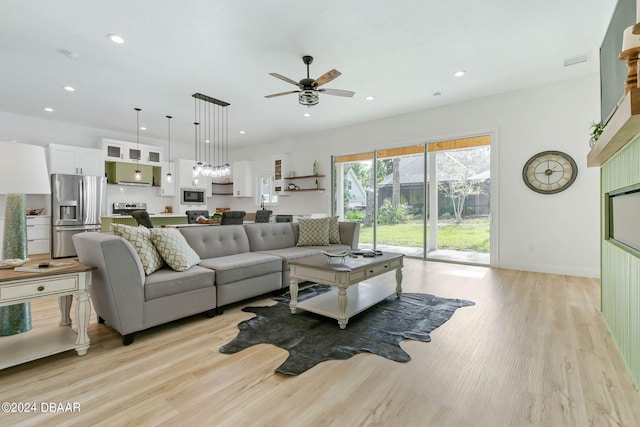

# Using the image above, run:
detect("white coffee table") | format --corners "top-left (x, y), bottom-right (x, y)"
top-left (288, 252), bottom-right (403, 329)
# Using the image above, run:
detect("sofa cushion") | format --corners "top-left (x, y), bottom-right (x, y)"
top-left (144, 265), bottom-right (215, 301)
top-left (257, 246), bottom-right (323, 271)
top-left (198, 252), bottom-right (282, 286)
top-left (149, 228), bottom-right (201, 271)
top-left (244, 223), bottom-right (296, 251)
top-left (111, 224), bottom-right (164, 275)
top-left (180, 225), bottom-right (251, 259)
top-left (296, 217), bottom-right (330, 246)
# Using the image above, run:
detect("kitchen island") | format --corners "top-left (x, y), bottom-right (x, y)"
top-left (101, 213), bottom-right (188, 231)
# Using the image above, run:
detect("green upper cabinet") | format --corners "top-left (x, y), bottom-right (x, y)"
top-left (105, 162), bottom-right (156, 186)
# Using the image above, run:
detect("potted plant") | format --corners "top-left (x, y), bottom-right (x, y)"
top-left (590, 121), bottom-right (604, 148)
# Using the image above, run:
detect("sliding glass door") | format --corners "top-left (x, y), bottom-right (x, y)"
top-left (426, 137), bottom-right (490, 264)
top-left (333, 135), bottom-right (491, 265)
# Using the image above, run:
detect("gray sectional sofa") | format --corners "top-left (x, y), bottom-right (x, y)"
top-left (72, 221), bottom-right (359, 345)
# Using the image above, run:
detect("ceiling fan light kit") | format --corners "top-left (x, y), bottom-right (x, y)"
top-left (266, 55), bottom-right (355, 107)
top-left (299, 90), bottom-right (319, 106)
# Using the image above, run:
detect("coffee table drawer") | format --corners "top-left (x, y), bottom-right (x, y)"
top-left (365, 257), bottom-right (402, 278)
top-left (1, 276), bottom-right (78, 302)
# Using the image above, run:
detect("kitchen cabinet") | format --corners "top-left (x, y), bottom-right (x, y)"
top-left (102, 139), bottom-right (163, 166)
top-left (103, 139), bottom-right (126, 161)
top-left (157, 162), bottom-right (176, 196)
top-left (272, 154), bottom-right (290, 195)
top-left (232, 160), bottom-right (254, 197)
top-left (105, 162), bottom-right (154, 186)
top-left (48, 143), bottom-right (104, 176)
top-left (27, 215), bottom-right (51, 255)
top-left (178, 159), bottom-right (196, 188)
top-left (144, 146), bottom-right (163, 165)
top-left (211, 182), bottom-right (233, 195)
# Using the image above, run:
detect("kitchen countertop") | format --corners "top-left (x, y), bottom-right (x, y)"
top-left (101, 213), bottom-right (187, 219)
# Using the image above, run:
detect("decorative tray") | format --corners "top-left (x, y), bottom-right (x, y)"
top-left (321, 250), bottom-right (349, 257)
top-left (0, 258), bottom-right (30, 269)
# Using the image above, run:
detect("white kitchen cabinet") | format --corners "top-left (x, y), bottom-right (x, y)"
top-left (159, 161), bottom-right (176, 196)
top-left (272, 154), bottom-right (290, 195)
top-left (48, 143), bottom-right (104, 176)
top-left (144, 146), bottom-right (163, 165)
top-left (26, 215), bottom-right (51, 255)
top-left (102, 138), bottom-right (163, 166)
top-left (178, 159), bottom-right (196, 188)
top-left (232, 160), bottom-right (254, 197)
top-left (103, 139), bottom-right (126, 161)
top-left (176, 158), bottom-right (211, 189)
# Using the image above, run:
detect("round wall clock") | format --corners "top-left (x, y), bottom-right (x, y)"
top-left (522, 150), bottom-right (578, 194)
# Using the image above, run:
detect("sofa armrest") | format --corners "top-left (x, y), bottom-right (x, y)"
top-left (72, 232), bottom-right (145, 335)
top-left (338, 222), bottom-right (360, 248)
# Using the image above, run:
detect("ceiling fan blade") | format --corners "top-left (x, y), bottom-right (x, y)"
top-left (318, 88), bottom-right (355, 97)
top-left (269, 73), bottom-right (300, 87)
top-left (314, 69), bottom-right (341, 86)
top-left (264, 90), bottom-right (300, 98)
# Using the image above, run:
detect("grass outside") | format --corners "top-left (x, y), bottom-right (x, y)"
top-left (358, 218), bottom-right (490, 252)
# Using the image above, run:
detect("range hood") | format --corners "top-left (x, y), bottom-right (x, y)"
top-left (117, 180), bottom-right (152, 187)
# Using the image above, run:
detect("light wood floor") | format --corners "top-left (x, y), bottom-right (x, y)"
top-left (2, 259), bottom-right (640, 426)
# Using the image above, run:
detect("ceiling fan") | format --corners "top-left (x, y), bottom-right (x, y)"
top-left (265, 55), bottom-right (355, 106)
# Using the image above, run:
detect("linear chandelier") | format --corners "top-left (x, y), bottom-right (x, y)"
top-left (192, 93), bottom-right (230, 179)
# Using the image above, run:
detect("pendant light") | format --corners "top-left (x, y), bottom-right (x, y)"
top-left (134, 107), bottom-right (142, 181)
top-left (191, 93), bottom-right (231, 179)
top-left (165, 115), bottom-right (173, 183)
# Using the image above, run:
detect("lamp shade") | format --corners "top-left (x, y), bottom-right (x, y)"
top-left (0, 141), bottom-right (51, 194)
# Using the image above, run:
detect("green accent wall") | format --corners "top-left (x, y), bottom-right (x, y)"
top-left (601, 132), bottom-right (640, 388)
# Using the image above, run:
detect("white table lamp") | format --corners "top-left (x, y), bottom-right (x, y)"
top-left (0, 141), bottom-right (51, 335)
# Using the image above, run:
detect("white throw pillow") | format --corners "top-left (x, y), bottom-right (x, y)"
top-left (149, 228), bottom-right (201, 271)
top-left (111, 224), bottom-right (164, 275)
top-left (296, 217), bottom-right (330, 246)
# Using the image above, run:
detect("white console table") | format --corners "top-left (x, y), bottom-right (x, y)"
top-left (0, 260), bottom-right (95, 370)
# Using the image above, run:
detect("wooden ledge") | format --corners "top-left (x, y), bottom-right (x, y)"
top-left (588, 88), bottom-right (640, 167)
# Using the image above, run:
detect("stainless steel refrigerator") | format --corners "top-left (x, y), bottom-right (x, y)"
top-left (51, 174), bottom-right (106, 258)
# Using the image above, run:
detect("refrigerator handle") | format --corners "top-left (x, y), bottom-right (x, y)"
top-left (79, 177), bottom-right (85, 223)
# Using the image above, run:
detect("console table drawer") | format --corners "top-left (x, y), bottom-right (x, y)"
top-left (365, 258), bottom-right (402, 278)
top-left (1, 276), bottom-right (78, 302)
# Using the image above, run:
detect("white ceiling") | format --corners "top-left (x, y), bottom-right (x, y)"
top-left (0, 0), bottom-right (619, 148)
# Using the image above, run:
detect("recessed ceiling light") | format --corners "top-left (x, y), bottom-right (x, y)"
top-left (239, 130), bottom-right (246, 134)
top-left (140, 127), bottom-right (147, 131)
top-left (107, 34), bottom-right (125, 44)
top-left (205, 139), bottom-right (210, 143)
top-left (44, 107), bottom-right (54, 112)
top-left (366, 96), bottom-right (375, 101)
top-left (63, 86), bottom-right (75, 92)
top-left (453, 70), bottom-right (466, 77)
top-left (304, 113), bottom-right (311, 117)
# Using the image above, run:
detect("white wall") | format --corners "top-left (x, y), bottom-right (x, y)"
top-left (0, 74), bottom-right (601, 277)
top-left (230, 74), bottom-right (601, 277)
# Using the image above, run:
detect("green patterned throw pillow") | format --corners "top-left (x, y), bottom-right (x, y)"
top-left (296, 217), bottom-right (330, 246)
top-left (149, 228), bottom-right (201, 271)
top-left (328, 216), bottom-right (341, 244)
top-left (111, 224), bottom-right (164, 275)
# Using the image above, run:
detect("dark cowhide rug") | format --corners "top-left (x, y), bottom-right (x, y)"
top-left (219, 284), bottom-right (475, 375)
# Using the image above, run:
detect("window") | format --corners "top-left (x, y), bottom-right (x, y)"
top-left (258, 174), bottom-right (278, 205)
